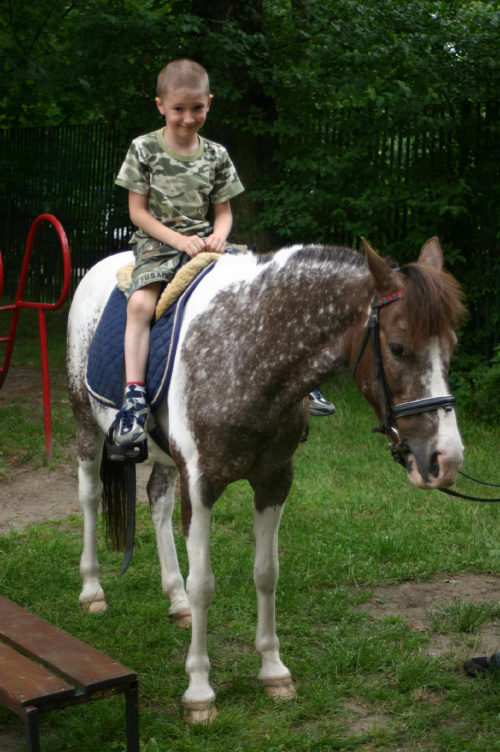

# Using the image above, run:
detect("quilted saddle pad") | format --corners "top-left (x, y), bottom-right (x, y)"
top-left (86, 263), bottom-right (215, 411)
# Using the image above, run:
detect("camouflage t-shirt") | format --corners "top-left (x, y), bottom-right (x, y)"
top-left (115, 129), bottom-right (244, 253)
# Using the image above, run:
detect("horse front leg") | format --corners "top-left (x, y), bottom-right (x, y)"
top-left (179, 474), bottom-right (217, 723)
top-left (253, 474), bottom-right (297, 701)
top-left (78, 443), bottom-right (107, 612)
top-left (148, 463), bottom-right (191, 626)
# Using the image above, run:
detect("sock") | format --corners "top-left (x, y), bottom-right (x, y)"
top-left (124, 382), bottom-right (147, 406)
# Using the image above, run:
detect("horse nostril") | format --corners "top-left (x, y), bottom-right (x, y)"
top-left (430, 452), bottom-right (440, 478)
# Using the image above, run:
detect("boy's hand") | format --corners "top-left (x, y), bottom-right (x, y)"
top-left (204, 234), bottom-right (227, 254)
top-left (176, 234), bottom-right (206, 258)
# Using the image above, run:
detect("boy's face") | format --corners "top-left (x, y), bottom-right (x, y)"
top-left (155, 88), bottom-right (213, 146)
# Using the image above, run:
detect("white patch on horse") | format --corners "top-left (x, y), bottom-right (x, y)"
top-left (428, 339), bottom-right (463, 467)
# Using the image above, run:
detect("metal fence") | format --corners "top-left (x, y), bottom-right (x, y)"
top-left (0, 118), bottom-right (498, 357)
top-left (310, 102), bottom-right (500, 356)
top-left (0, 125), bottom-right (133, 301)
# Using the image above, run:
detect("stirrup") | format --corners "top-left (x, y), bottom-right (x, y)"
top-left (106, 436), bottom-right (148, 463)
top-left (105, 417), bottom-right (149, 463)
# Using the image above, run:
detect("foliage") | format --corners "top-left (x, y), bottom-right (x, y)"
top-left (256, 1), bottom-right (500, 245)
top-left (450, 346), bottom-right (500, 424)
top-left (1, 0), bottom-right (499, 359)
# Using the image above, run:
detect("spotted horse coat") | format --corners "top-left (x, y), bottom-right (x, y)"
top-left (66, 238), bottom-right (465, 722)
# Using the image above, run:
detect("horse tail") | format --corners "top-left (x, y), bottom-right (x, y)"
top-left (100, 444), bottom-right (128, 550)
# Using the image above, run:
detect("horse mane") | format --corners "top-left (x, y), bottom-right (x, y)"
top-left (258, 245), bottom-right (465, 349)
top-left (296, 244), bottom-right (366, 268)
top-left (399, 262), bottom-right (466, 348)
top-left (263, 244), bottom-right (366, 271)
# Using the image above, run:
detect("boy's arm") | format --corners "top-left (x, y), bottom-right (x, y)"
top-left (128, 191), bottom-right (206, 258)
top-left (204, 201), bottom-right (233, 253)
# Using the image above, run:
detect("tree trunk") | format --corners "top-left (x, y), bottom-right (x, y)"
top-left (190, 0), bottom-right (279, 251)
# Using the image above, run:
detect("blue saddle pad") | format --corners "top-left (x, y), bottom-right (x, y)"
top-left (86, 263), bottom-right (215, 411)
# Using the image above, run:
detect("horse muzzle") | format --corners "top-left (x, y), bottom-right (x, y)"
top-left (402, 440), bottom-right (464, 489)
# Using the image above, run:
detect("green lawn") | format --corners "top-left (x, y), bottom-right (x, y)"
top-left (1, 307), bottom-right (500, 751)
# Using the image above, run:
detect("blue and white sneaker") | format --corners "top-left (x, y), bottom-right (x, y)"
top-left (114, 383), bottom-right (152, 445)
top-left (308, 389), bottom-right (336, 416)
top-left (114, 400), bottom-right (151, 445)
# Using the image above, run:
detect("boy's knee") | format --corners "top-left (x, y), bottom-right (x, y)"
top-left (127, 291), bottom-right (157, 322)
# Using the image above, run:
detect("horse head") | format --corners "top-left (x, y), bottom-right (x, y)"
top-left (354, 237), bottom-right (465, 490)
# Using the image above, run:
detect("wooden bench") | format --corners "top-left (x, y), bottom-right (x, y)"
top-left (0, 596), bottom-right (139, 752)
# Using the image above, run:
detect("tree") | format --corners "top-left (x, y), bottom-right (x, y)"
top-left (1, 1), bottom-right (499, 318)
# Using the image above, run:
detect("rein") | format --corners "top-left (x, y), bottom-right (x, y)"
top-left (352, 291), bottom-right (500, 502)
top-left (437, 485), bottom-right (500, 502)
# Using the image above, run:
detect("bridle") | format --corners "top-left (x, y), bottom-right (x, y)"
top-left (352, 290), bottom-right (500, 502)
top-left (352, 290), bottom-right (456, 467)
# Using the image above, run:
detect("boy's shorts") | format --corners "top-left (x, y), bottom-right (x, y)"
top-left (125, 238), bottom-right (241, 298)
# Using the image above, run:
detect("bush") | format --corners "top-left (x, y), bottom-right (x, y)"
top-left (450, 347), bottom-right (500, 424)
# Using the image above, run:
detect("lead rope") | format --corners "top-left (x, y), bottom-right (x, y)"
top-left (458, 471), bottom-right (500, 488)
top-left (438, 486), bottom-right (500, 503)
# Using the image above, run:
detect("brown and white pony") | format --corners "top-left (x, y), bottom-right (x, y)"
top-left (66, 237), bottom-right (465, 722)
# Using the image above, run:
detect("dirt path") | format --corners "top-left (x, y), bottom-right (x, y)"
top-left (0, 362), bottom-right (153, 532)
top-left (0, 452), bottom-right (153, 533)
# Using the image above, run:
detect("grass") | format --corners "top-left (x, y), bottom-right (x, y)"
top-left (430, 599), bottom-right (500, 635)
top-left (0, 305), bottom-right (75, 472)
top-left (1, 308), bottom-right (500, 750)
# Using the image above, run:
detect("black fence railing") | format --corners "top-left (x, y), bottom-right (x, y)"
top-left (0, 125), bottom-right (133, 301)
top-left (304, 102), bottom-right (500, 357)
top-left (0, 118), bottom-right (498, 359)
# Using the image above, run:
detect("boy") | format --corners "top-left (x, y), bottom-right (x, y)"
top-left (113, 58), bottom-right (245, 446)
top-left (113, 58), bottom-right (334, 448)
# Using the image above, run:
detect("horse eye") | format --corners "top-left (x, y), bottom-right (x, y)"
top-left (390, 343), bottom-right (404, 357)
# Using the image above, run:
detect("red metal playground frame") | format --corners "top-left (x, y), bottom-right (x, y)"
top-left (0, 214), bottom-right (71, 461)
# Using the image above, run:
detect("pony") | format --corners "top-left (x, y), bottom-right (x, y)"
top-left (66, 237), bottom-right (465, 722)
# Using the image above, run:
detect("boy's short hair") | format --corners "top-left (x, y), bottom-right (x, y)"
top-left (157, 59), bottom-right (210, 98)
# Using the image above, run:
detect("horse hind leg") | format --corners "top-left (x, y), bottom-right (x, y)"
top-left (78, 435), bottom-right (108, 613)
top-left (253, 478), bottom-right (297, 702)
top-left (148, 463), bottom-right (191, 627)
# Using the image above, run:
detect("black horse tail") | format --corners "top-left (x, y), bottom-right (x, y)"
top-left (100, 443), bottom-right (128, 550)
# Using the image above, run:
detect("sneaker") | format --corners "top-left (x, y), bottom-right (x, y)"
top-left (463, 651), bottom-right (500, 678)
top-left (114, 399), bottom-right (151, 445)
top-left (308, 388), bottom-right (336, 416)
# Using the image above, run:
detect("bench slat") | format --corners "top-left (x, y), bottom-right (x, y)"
top-left (0, 596), bottom-right (136, 693)
top-left (0, 642), bottom-right (76, 708)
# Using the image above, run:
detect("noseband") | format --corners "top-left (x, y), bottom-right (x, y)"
top-left (352, 290), bottom-right (456, 467)
top-left (351, 290), bottom-right (500, 501)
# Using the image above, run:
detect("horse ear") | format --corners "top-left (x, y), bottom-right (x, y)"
top-left (362, 237), bottom-right (397, 294)
top-left (418, 237), bottom-right (443, 270)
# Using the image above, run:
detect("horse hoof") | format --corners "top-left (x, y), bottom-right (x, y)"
top-left (261, 677), bottom-right (297, 701)
top-left (170, 609), bottom-right (192, 629)
top-left (183, 700), bottom-right (218, 724)
top-left (80, 597), bottom-right (108, 614)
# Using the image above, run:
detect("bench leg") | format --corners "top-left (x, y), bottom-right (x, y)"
top-left (25, 707), bottom-right (40, 752)
top-left (125, 686), bottom-right (139, 752)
